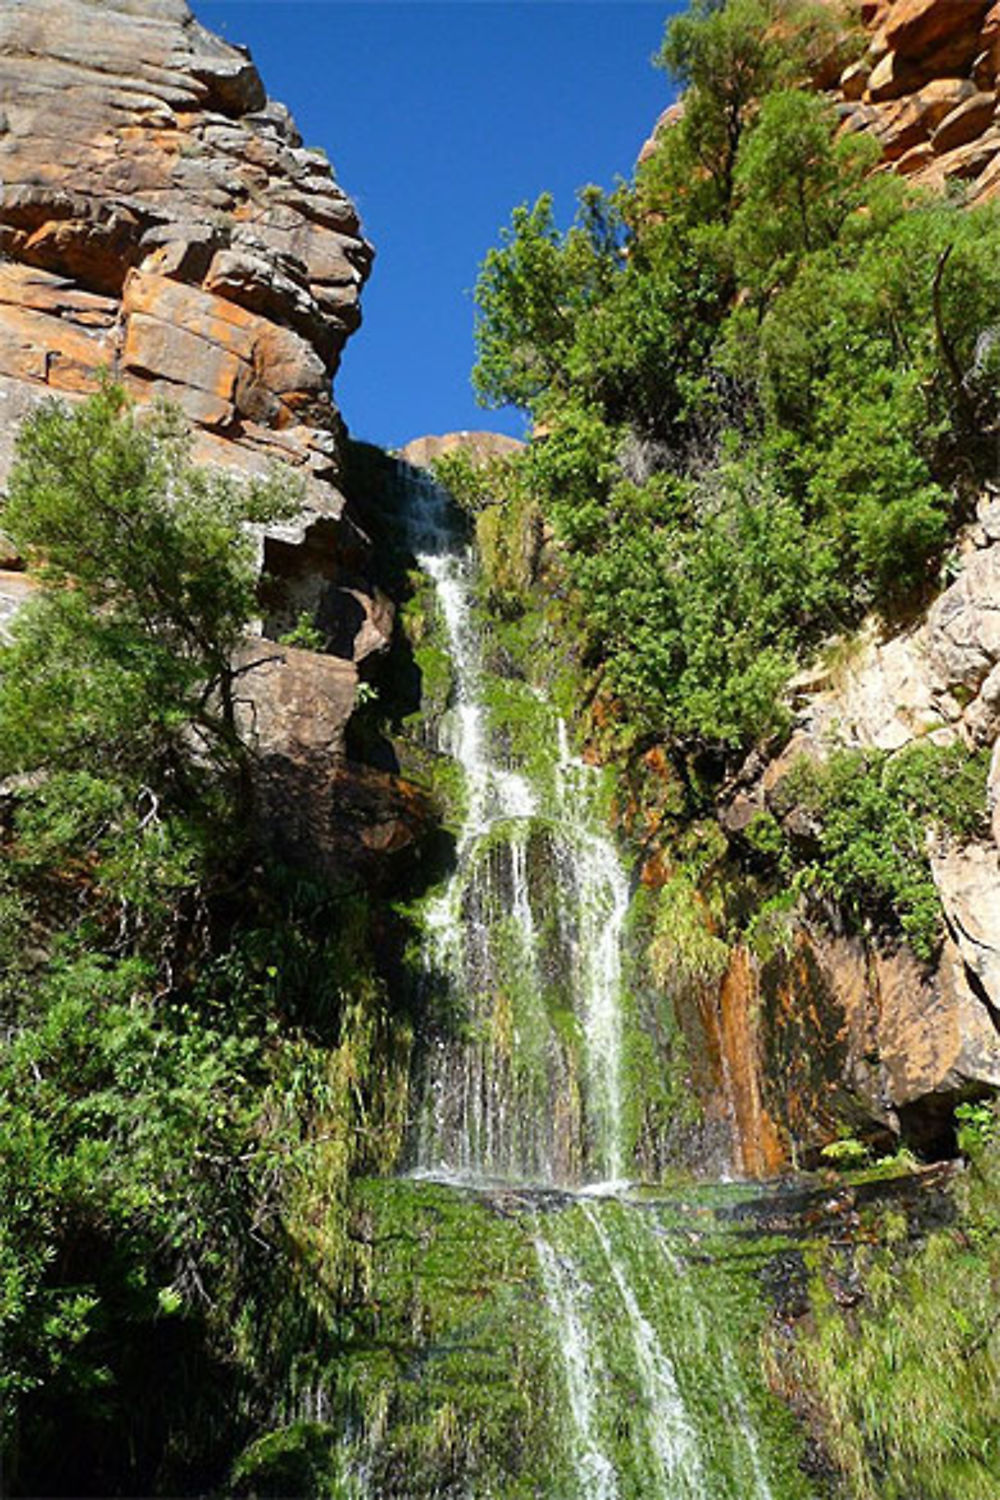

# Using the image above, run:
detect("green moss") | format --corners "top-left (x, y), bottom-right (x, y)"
top-left (782, 1136), bottom-right (1000, 1498)
top-left (312, 1179), bottom-right (564, 1497)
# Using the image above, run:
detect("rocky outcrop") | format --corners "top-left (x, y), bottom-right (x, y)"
top-left (233, 640), bottom-right (438, 887)
top-left (640, 2), bottom-right (1000, 199)
top-left (830, 0), bottom-right (1000, 198)
top-left (397, 431), bottom-right (525, 469)
top-left (709, 497), bottom-right (1000, 1166)
top-left (0, 0), bottom-right (372, 494)
top-left (0, 0), bottom-right (434, 884)
top-left (0, 0), bottom-right (388, 657)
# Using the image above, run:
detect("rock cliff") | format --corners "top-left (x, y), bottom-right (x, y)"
top-left (637, 0), bottom-right (1000, 1171)
top-left (734, 5), bottom-right (1000, 1165)
top-left (835, 0), bottom-right (1000, 197)
top-left (0, 0), bottom-right (430, 882)
top-left (717, 491), bottom-right (1000, 1163)
top-left (642, 1), bottom-right (1000, 199)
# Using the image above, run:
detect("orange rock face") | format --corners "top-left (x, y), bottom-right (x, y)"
top-left (0, 1), bottom-right (439, 887)
top-left (0, 0), bottom-right (372, 494)
top-left (831, 0), bottom-right (1000, 196)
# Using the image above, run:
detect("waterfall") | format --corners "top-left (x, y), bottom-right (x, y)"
top-left (406, 464), bottom-right (630, 1186)
top-left (533, 1226), bottom-right (619, 1500)
top-left (327, 463), bottom-right (810, 1499)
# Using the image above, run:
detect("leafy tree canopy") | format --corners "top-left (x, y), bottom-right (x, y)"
top-left (0, 382), bottom-right (301, 804)
top-left (469, 0), bottom-right (1000, 753)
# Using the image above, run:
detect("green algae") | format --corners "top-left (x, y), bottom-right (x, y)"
top-left (240, 1179), bottom-right (818, 1499)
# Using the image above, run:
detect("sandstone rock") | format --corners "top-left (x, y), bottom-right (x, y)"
top-left (916, 128), bottom-right (1000, 187)
top-left (876, 937), bottom-right (1000, 1108)
top-left (821, 0), bottom-right (1000, 185)
top-left (873, 79), bottom-right (977, 156)
top-left (931, 840), bottom-right (1000, 1012)
top-left (867, 49), bottom-right (926, 102)
top-left (234, 640), bottom-right (358, 761)
top-left (885, 0), bottom-right (991, 69)
top-left (0, 1), bottom-right (444, 889)
top-left (896, 140), bottom-right (939, 173)
top-left (231, 642), bottom-right (438, 886)
top-left (930, 90), bottom-right (998, 153)
top-left (0, 0), bottom-right (373, 492)
top-left (867, 25), bottom-right (892, 67)
top-left (971, 146), bottom-right (1000, 198)
top-left (926, 544), bottom-right (1000, 691)
top-left (840, 60), bottom-right (871, 100)
top-left (972, 47), bottom-right (999, 89)
top-left (804, 623), bottom-right (953, 750)
top-left (836, 101), bottom-right (885, 137)
top-left (398, 432), bottom-right (526, 469)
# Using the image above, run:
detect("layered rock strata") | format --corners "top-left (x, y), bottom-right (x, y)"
top-left (834, 0), bottom-right (1000, 199)
top-left (0, 0), bottom-right (424, 880)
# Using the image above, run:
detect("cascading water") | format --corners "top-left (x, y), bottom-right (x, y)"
top-left (406, 465), bottom-right (629, 1186)
top-left (325, 462), bottom-right (813, 1499)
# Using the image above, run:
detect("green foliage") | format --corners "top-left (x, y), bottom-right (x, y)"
top-left (279, 611), bottom-right (326, 650)
top-left (787, 1140), bottom-right (1000, 1498)
top-left (472, 188), bottom-right (625, 411)
top-left (471, 0), bottom-right (1000, 756)
top-left (819, 1135), bottom-right (869, 1169)
top-left (783, 741), bottom-right (991, 958)
top-left (0, 383), bottom-right (301, 800)
top-left (730, 91), bottom-right (880, 294)
top-left (0, 389), bottom-right (413, 1495)
top-left (649, 869), bottom-right (731, 990)
top-left (955, 1100), bottom-right (1000, 1156)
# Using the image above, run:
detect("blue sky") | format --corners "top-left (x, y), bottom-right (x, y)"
top-left (194, 2), bottom-right (682, 449)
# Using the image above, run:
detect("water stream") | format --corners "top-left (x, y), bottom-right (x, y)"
top-left (407, 465), bottom-right (629, 1187)
top-left (330, 463), bottom-right (810, 1498)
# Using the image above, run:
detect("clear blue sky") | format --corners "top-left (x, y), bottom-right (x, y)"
top-left (194, 2), bottom-right (682, 449)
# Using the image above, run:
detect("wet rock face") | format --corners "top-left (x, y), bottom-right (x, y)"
top-left (0, 0), bottom-right (372, 490)
top-left (706, 487), bottom-right (1000, 1170)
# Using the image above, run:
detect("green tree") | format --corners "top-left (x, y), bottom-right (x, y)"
top-left (0, 388), bottom-right (398, 1494)
top-left (0, 383), bottom-right (301, 809)
top-left (655, 0), bottom-right (848, 214)
top-left (472, 188), bottom-right (624, 412)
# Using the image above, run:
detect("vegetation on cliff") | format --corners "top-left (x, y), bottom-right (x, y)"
top-left (454, 4), bottom-right (1000, 1492)
top-left (468, 2), bottom-right (1000, 753)
top-left (448, 0), bottom-right (999, 986)
top-left (0, 390), bottom-right (410, 1495)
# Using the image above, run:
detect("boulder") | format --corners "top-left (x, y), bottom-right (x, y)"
top-left (926, 544), bottom-right (1000, 692)
top-left (874, 79), bottom-right (976, 157)
top-left (930, 90), bottom-right (998, 154)
top-left (885, 0), bottom-right (992, 70)
top-left (867, 49), bottom-right (928, 102)
top-left (840, 60), bottom-right (871, 100)
top-left (234, 642), bottom-right (437, 887)
top-left (931, 841), bottom-right (1000, 1012)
